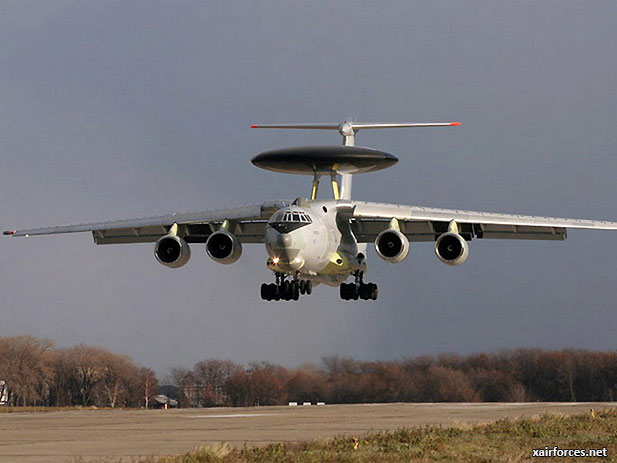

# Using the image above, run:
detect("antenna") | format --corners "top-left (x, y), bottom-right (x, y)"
top-left (251, 120), bottom-right (461, 200)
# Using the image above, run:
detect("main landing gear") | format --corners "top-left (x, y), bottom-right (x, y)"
top-left (340, 271), bottom-right (378, 301)
top-left (261, 273), bottom-right (312, 301)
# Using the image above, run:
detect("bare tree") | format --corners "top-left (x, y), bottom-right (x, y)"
top-left (0, 336), bottom-right (55, 406)
top-left (193, 359), bottom-right (241, 406)
top-left (138, 367), bottom-right (158, 409)
top-left (169, 367), bottom-right (197, 407)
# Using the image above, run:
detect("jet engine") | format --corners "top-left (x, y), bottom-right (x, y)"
top-left (154, 235), bottom-right (191, 268)
top-left (206, 230), bottom-right (242, 264)
top-left (375, 229), bottom-right (410, 263)
top-left (435, 232), bottom-right (469, 266)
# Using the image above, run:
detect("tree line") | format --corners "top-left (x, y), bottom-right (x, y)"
top-left (0, 336), bottom-right (157, 407)
top-left (171, 350), bottom-right (617, 406)
top-left (2, 335), bottom-right (617, 407)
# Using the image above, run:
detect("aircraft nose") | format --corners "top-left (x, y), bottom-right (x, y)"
top-left (265, 227), bottom-right (303, 270)
top-left (277, 233), bottom-right (293, 247)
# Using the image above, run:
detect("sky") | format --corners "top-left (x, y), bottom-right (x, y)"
top-left (1, 1), bottom-right (616, 376)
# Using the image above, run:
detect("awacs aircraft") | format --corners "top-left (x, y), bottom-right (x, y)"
top-left (5, 121), bottom-right (617, 301)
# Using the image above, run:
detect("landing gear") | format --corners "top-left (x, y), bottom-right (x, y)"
top-left (299, 280), bottom-right (312, 295)
top-left (261, 273), bottom-right (311, 301)
top-left (260, 283), bottom-right (280, 301)
top-left (340, 272), bottom-right (378, 301)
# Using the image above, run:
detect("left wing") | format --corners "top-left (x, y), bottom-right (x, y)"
top-left (4, 200), bottom-right (292, 244)
top-left (344, 201), bottom-right (617, 242)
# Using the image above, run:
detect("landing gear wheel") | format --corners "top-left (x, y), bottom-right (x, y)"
top-left (270, 283), bottom-right (280, 301)
top-left (264, 274), bottom-right (314, 302)
top-left (292, 281), bottom-right (300, 301)
top-left (370, 283), bottom-right (378, 300)
top-left (339, 283), bottom-right (349, 300)
top-left (282, 280), bottom-right (291, 300)
top-left (340, 279), bottom-right (378, 301)
top-left (340, 283), bottom-right (359, 301)
top-left (359, 283), bottom-right (369, 300)
top-left (261, 283), bottom-right (269, 301)
top-left (350, 284), bottom-right (359, 300)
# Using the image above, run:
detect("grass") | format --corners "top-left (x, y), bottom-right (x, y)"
top-left (0, 405), bottom-right (120, 413)
top-left (151, 409), bottom-right (617, 463)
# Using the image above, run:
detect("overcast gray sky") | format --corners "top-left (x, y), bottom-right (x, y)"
top-left (1, 1), bottom-right (616, 375)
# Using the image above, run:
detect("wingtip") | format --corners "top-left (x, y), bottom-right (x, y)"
top-left (450, 122), bottom-right (462, 126)
top-left (250, 125), bottom-right (258, 128)
top-left (3, 230), bottom-right (15, 236)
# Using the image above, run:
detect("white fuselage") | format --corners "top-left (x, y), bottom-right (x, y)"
top-left (264, 200), bottom-right (366, 286)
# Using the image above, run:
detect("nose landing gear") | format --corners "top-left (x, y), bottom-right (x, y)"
top-left (340, 271), bottom-right (378, 301)
top-left (260, 273), bottom-right (312, 301)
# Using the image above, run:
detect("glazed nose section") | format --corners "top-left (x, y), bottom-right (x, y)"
top-left (265, 227), bottom-right (304, 271)
top-left (273, 231), bottom-right (297, 260)
top-left (277, 233), bottom-right (293, 247)
top-left (266, 227), bottom-right (295, 257)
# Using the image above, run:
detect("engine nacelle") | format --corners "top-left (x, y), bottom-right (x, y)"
top-left (435, 232), bottom-right (469, 266)
top-left (375, 229), bottom-right (410, 263)
top-left (206, 230), bottom-right (242, 264)
top-left (154, 235), bottom-right (191, 268)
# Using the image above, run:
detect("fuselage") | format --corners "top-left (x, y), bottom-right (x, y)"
top-left (264, 200), bottom-right (366, 286)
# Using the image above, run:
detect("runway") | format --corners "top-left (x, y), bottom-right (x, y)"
top-left (0, 402), bottom-right (614, 462)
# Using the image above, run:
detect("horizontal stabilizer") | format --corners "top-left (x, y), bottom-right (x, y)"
top-left (251, 120), bottom-right (461, 147)
top-left (251, 121), bottom-right (461, 131)
top-left (350, 122), bottom-right (461, 129)
top-left (251, 124), bottom-right (340, 130)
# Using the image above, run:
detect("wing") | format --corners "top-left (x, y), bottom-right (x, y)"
top-left (4, 200), bottom-right (292, 244)
top-left (344, 201), bottom-right (617, 242)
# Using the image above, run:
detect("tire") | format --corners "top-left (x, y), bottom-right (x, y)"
top-left (282, 281), bottom-right (291, 300)
top-left (350, 284), bottom-right (359, 300)
top-left (292, 282), bottom-right (300, 300)
top-left (371, 283), bottom-right (378, 300)
top-left (306, 280), bottom-right (313, 295)
top-left (271, 283), bottom-right (280, 301)
top-left (359, 284), bottom-right (368, 300)
top-left (339, 283), bottom-right (348, 300)
top-left (261, 283), bottom-right (269, 300)
top-left (299, 280), bottom-right (306, 295)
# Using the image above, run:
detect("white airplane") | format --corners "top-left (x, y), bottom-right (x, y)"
top-left (5, 121), bottom-right (617, 301)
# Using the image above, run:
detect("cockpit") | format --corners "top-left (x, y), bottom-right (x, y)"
top-left (268, 209), bottom-right (312, 233)
top-left (281, 211), bottom-right (312, 223)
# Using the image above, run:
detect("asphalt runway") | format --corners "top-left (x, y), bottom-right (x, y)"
top-left (0, 402), bottom-right (615, 462)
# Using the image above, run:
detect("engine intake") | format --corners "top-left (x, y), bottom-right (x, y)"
top-left (375, 229), bottom-right (409, 263)
top-left (206, 230), bottom-right (242, 264)
top-left (435, 232), bottom-right (469, 266)
top-left (154, 235), bottom-right (191, 268)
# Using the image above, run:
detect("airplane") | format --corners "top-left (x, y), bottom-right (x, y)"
top-left (5, 120), bottom-right (617, 302)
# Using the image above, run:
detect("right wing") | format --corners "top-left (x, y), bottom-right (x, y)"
top-left (345, 201), bottom-right (617, 242)
top-left (4, 200), bottom-right (293, 244)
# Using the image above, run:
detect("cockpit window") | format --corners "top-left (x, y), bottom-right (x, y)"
top-left (277, 211), bottom-right (312, 223)
top-left (269, 209), bottom-right (312, 233)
